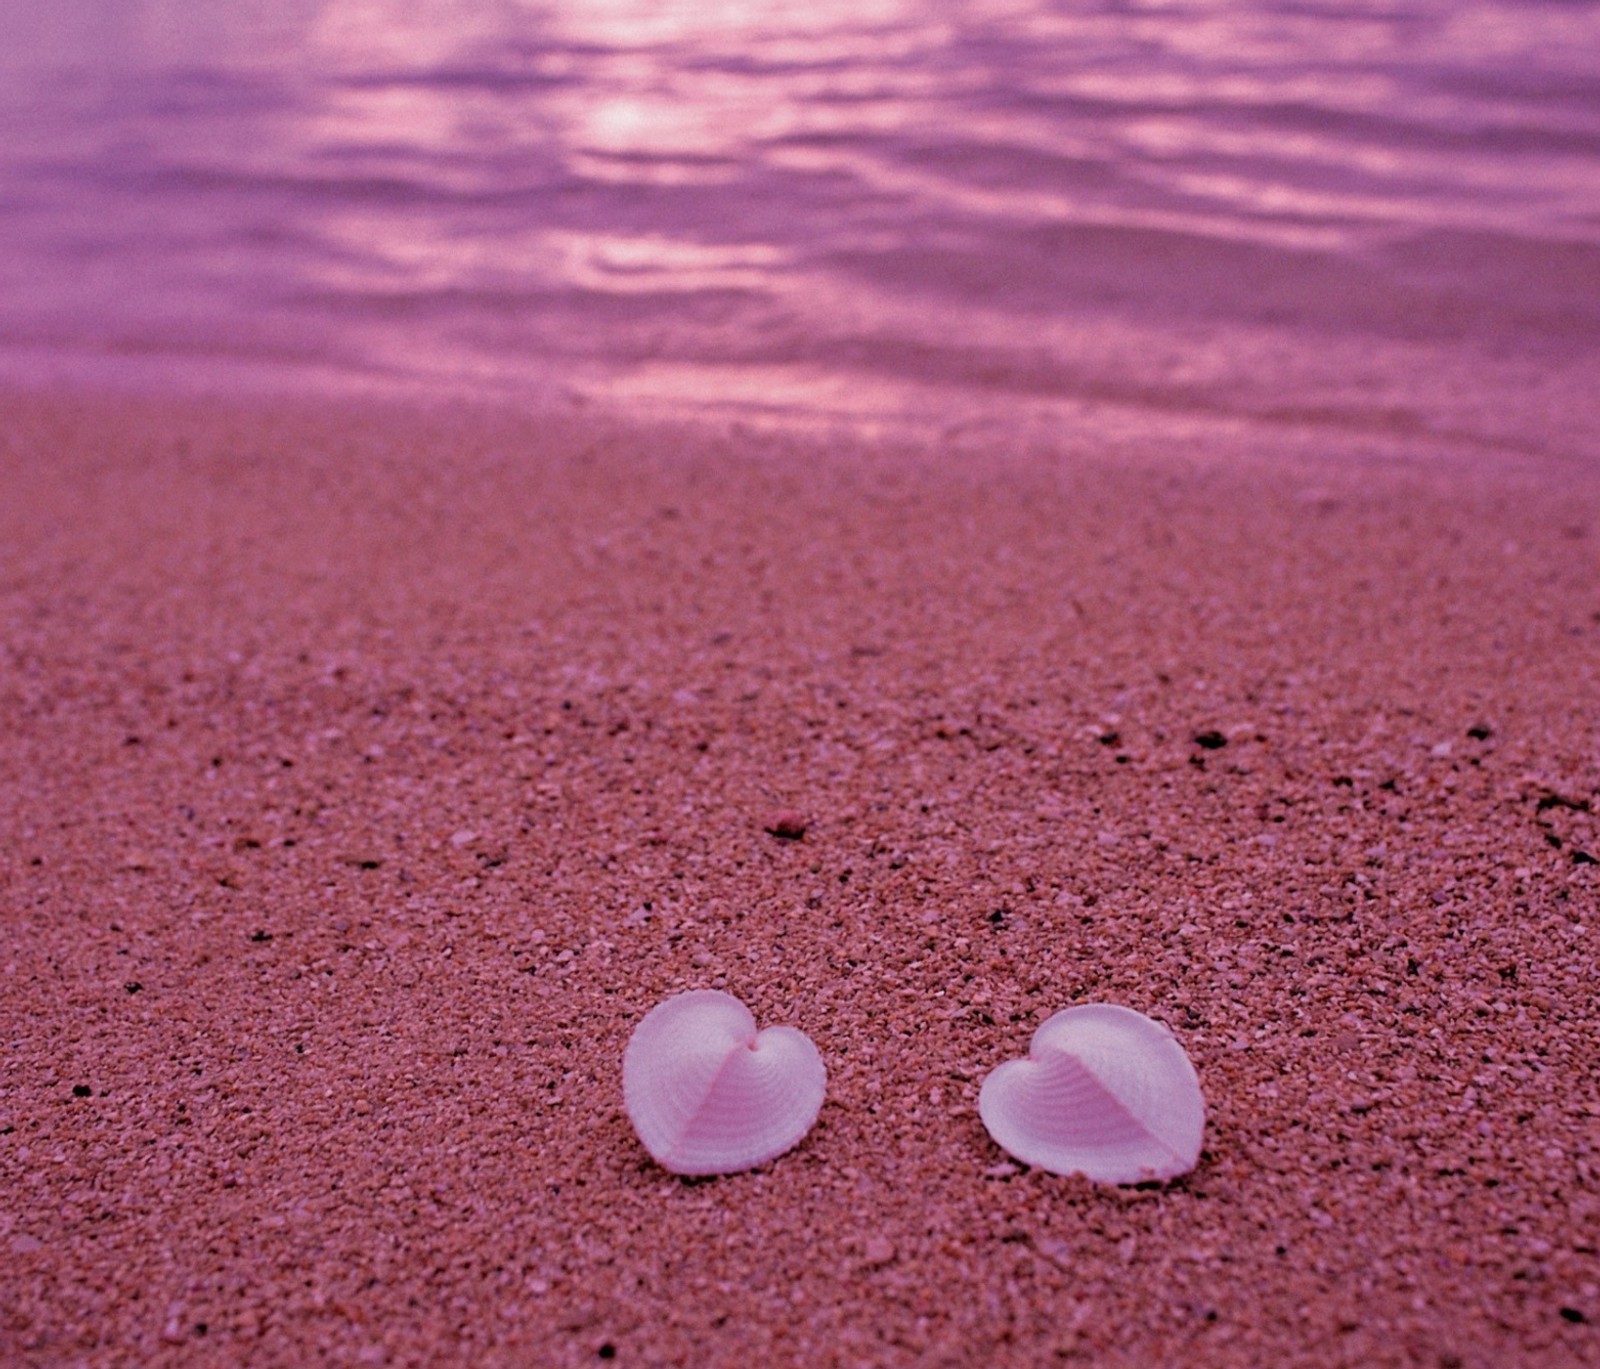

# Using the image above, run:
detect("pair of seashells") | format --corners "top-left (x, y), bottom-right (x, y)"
top-left (623, 990), bottom-right (1205, 1184)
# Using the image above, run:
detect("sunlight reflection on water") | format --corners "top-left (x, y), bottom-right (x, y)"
top-left (1, 0), bottom-right (1597, 452)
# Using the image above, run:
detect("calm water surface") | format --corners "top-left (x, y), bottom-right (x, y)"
top-left (2, 0), bottom-right (1597, 450)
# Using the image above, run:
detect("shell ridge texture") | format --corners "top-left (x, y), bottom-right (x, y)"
top-left (979, 1003), bottom-right (1205, 1185)
top-left (624, 990), bottom-right (755, 1162)
top-left (1041, 1049), bottom-right (1170, 1153)
top-left (623, 989), bottom-right (826, 1177)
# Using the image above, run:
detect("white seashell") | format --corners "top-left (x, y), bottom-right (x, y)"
top-left (623, 989), bottom-right (826, 1176)
top-left (978, 1003), bottom-right (1205, 1184)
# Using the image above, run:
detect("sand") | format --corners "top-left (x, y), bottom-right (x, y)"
top-left (2, 385), bottom-right (1598, 1368)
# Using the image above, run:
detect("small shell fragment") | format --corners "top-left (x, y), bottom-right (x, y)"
top-left (978, 1003), bottom-right (1205, 1184)
top-left (623, 989), bottom-right (826, 1176)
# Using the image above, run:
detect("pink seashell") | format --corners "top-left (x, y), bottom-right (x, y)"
top-left (978, 1003), bottom-right (1205, 1184)
top-left (623, 989), bottom-right (826, 1176)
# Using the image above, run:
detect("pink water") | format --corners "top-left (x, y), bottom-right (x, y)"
top-left (2, 0), bottom-right (1597, 454)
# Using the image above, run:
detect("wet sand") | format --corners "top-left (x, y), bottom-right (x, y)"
top-left (2, 386), bottom-right (1598, 1367)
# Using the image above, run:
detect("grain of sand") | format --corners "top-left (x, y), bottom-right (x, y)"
top-left (2, 388), bottom-right (1598, 1368)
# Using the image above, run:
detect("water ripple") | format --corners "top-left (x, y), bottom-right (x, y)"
top-left (1, 0), bottom-right (1596, 451)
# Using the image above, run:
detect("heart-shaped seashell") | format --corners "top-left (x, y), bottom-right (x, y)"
top-left (623, 989), bottom-right (826, 1176)
top-left (978, 1003), bottom-right (1204, 1184)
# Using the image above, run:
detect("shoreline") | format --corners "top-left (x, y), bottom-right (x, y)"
top-left (2, 383), bottom-right (1597, 1367)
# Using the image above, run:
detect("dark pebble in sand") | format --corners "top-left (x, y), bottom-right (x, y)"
top-left (1193, 729), bottom-right (1228, 750)
top-left (763, 811), bottom-right (808, 840)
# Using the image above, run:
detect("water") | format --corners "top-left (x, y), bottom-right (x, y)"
top-left (2, 0), bottom-right (1598, 450)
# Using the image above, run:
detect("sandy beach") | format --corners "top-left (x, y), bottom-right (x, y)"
top-left (2, 384), bottom-right (1598, 1368)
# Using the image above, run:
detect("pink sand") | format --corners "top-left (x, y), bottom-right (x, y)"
top-left (2, 386), bottom-right (1598, 1367)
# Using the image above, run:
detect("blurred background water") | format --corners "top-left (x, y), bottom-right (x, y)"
top-left (1, 0), bottom-right (1597, 450)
